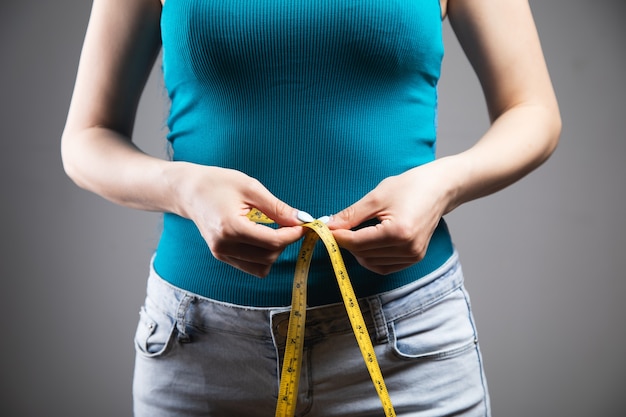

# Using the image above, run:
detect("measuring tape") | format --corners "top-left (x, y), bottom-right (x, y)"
top-left (247, 209), bottom-right (396, 417)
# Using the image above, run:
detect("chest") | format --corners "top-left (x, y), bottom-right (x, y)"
top-left (161, 0), bottom-right (444, 81)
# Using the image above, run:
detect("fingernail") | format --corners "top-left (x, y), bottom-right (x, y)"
top-left (317, 215), bottom-right (330, 224)
top-left (297, 210), bottom-right (315, 223)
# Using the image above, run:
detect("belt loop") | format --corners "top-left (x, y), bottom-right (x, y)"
top-left (367, 296), bottom-right (389, 344)
top-left (176, 294), bottom-right (195, 343)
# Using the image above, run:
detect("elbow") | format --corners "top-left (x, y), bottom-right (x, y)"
top-left (60, 131), bottom-right (76, 181)
top-left (542, 102), bottom-right (562, 162)
top-left (519, 99), bottom-right (562, 167)
top-left (60, 129), bottom-right (89, 190)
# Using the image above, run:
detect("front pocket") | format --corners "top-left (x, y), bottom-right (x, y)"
top-left (134, 304), bottom-right (176, 358)
top-left (389, 287), bottom-right (478, 360)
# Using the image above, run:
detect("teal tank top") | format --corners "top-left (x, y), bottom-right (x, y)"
top-left (154, 0), bottom-right (454, 307)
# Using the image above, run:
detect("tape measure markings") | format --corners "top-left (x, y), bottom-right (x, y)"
top-left (274, 230), bottom-right (315, 416)
top-left (246, 209), bottom-right (396, 417)
top-left (305, 220), bottom-right (396, 417)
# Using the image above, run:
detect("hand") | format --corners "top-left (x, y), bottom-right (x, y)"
top-left (174, 164), bottom-right (306, 277)
top-left (327, 160), bottom-right (457, 275)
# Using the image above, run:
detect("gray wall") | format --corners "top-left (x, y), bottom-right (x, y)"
top-left (1, 0), bottom-right (624, 415)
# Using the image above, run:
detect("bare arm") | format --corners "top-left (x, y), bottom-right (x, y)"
top-left (329, 0), bottom-right (562, 274)
top-left (61, 0), bottom-right (304, 277)
top-left (443, 0), bottom-right (561, 208)
top-left (61, 0), bottom-right (167, 211)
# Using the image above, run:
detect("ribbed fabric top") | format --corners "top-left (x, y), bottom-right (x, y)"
top-left (153, 0), bottom-right (454, 307)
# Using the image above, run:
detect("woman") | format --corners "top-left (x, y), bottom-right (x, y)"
top-left (61, 0), bottom-right (560, 415)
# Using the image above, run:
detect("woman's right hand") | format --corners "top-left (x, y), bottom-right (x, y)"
top-left (172, 164), bottom-right (306, 277)
top-left (60, 0), bottom-right (304, 278)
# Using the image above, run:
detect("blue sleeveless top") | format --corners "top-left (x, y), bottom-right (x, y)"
top-left (154, 0), bottom-right (454, 307)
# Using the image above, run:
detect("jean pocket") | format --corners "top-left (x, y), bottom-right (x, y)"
top-left (134, 302), bottom-right (176, 358)
top-left (389, 287), bottom-right (478, 361)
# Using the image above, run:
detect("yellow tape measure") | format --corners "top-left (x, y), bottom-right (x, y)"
top-left (247, 209), bottom-right (396, 417)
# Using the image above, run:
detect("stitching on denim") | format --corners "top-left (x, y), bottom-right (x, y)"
top-left (176, 294), bottom-right (195, 342)
top-left (383, 268), bottom-right (463, 323)
top-left (367, 297), bottom-right (390, 344)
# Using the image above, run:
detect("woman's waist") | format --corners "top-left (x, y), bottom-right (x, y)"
top-left (144, 250), bottom-right (461, 343)
top-left (152, 215), bottom-right (455, 307)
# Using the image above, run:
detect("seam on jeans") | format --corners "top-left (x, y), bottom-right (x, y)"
top-left (390, 329), bottom-right (478, 361)
top-left (384, 275), bottom-right (463, 324)
top-left (460, 286), bottom-right (491, 416)
top-left (367, 297), bottom-right (389, 344)
top-left (297, 347), bottom-right (315, 416)
top-left (176, 294), bottom-right (195, 342)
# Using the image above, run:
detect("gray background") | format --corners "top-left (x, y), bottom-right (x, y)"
top-left (1, 0), bottom-right (624, 415)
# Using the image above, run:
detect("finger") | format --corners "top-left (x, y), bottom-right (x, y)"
top-left (356, 255), bottom-right (420, 267)
top-left (221, 255), bottom-right (275, 278)
top-left (215, 240), bottom-right (282, 265)
top-left (332, 220), bottom-right (400, 252)
top-left (236, 218), bottom-right (305, 249)
top-left (349, 245), bottom-right (426, 259)
top-left (326, 193), bottom-right (381, 231)
top-left (204, 215), bottom-right (303, 266)
top-left (243, 185), bottom-right (302, 227)
top-left (356, 260), bottom-right (416, 276)
top-left (211, 228), bottom-right (303, 277)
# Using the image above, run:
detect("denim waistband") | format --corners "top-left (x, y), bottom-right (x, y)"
top-left (144, 251), bottom-right (463, 344)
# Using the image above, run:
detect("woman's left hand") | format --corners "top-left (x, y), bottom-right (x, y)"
top-left (328, 0), bottom-right (563, 276)
top-left (327, 158), bottom-right (459, 275)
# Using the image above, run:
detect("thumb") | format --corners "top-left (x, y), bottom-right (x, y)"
top-left (327, 196), bottom-right (379, 230)
top-left (247, 193), bottom-right (301, 227)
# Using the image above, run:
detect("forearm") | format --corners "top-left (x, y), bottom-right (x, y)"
top-left (61, 126), bottom-right (183, 214)
top-left (61, 124), bottom-right (306, 277)
top-left (441, 101), bottom-right (561, 214)
top-left (439, 0), bottom-right (562, 213)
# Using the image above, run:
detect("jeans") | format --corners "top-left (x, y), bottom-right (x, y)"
top-left (133, 252), bottom-right (490, 416)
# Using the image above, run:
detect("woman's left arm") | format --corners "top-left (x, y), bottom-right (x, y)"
top-left (329, 0), bottom-right (561, 274)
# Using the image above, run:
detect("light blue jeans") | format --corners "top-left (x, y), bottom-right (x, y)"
top-left (133, 253), bottom-right (490, 416)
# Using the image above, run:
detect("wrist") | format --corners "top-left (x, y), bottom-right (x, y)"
top-left (423, 155), bottom-right (471, 216)
top-left (162, 161), bottom-right (199, 219)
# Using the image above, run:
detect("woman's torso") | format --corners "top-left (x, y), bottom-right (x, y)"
top-left (153, 0), bottom-right (454, 307)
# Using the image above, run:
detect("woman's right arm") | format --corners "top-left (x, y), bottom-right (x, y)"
top-left (61, 0), bottom-right (166, 211)
top-left (61, 0), bottom-right (304, 277)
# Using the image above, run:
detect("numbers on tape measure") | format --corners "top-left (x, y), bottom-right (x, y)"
top-left (274, 228), bottom-right (314, 417)
top-left (246, 209), bottom-right (396, 417)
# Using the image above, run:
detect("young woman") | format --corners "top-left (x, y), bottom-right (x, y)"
top-left (62, 0), bottom-right (560, 415)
